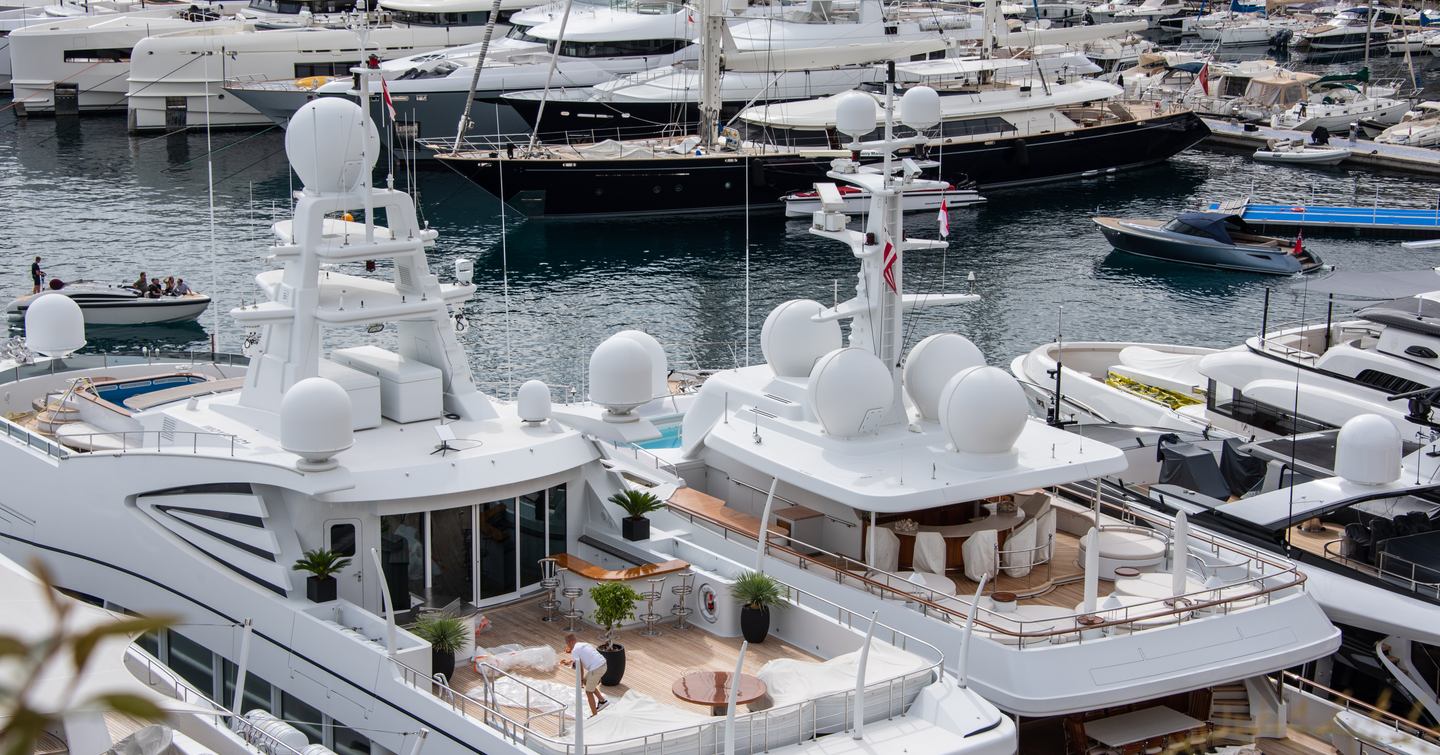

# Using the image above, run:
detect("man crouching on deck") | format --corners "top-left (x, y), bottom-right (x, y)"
top-left (561, 633), bottom-right (610, 715)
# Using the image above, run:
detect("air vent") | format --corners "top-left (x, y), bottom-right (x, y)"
top-left (761, 393), bottom-right (794, 404)
top-left (750, 408), bottom-right (777, 419)
top-left (397, 265), bottom-right (412, 288)
top-left (1404, 344), bottom-right (1438, 359)
top-left (160, 416), bottom-right (176, 443)
top-left (137, 488), bottom-right (288, 594)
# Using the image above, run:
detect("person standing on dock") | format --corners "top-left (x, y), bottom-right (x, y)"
top-left (29, 257), bottom-right (43, 294)
top-left (1349, 123), bottom-right (1359, 145)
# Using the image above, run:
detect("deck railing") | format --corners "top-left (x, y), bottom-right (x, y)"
top-left (665, 490), bottom-right (1306, 646)
top-left (1279, 670), bottom-right (1440, 746)
top-left (1322, 539), bottom-right (1440, 599)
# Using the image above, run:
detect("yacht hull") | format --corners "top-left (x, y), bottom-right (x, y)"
top-left (5, 290), bottom-right (211, 324)
top-left (1096, 217), bottom-right (1322, 275)
top-left (443, 110), bottom-right (1210, 217)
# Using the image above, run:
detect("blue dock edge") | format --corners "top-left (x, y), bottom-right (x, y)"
top-left (1205, 200), bottom-right (1440, 238)
top-left (1202, 118), bottom-right (1440, 179)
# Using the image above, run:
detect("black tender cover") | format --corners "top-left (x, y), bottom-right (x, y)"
top-left (1220, 438), bottom-right (1268, 498)
top-left (1158, 443), bottom-right (1232, 501)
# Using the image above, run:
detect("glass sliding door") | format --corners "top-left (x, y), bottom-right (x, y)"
top-left (519, 491), bottom-right (548, 588)
top-left (380, 513), bottom-right (424, 610)
top-left (478, 498), bottom-right (516, 600)
top-left (547, 484), bottom-right (567, 557)
top-left (429, 505), bottom-right (474, 606)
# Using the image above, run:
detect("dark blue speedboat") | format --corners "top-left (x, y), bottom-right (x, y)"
top-left (1095, 211), bottom-right (1324, 275)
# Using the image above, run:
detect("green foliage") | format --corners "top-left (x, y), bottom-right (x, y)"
top-left (589, 582), bottom-right (642, 649)
top-left (731, 571), bottom-right (783, 610)
top-left (411, 615), bottom-right (471, 654)
top-left (608, 489), bottom-right (665, 519)
top-left (0, 560), bottom-right (175, 755)
top-left (291, 549), bottom-right (351, 579)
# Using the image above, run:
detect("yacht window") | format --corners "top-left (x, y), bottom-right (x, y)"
top-left (1353, 368), bottom-right (1426, 395)
top-left (550, 38), bottom-right (689, 58)
top-left (390, 9), bottom-right (488, 25)
top-left (222, 661), bottom-right (274, 714)
top-left (330, 722), bottom-right (372, 755)
top-left (430, 505), bottom-right (475, 605)
top-left (329, 523), bottom-right (356, 557)
top-left (506, 23), bottom-right (543, 43)
top-left (281, 693), bottom-right (324, 746)
top-left (478, 498), bottom-right (517, 600)
top-left (1162, 218), bottom-right (1210, 237)
top-left (939, 116), bottom-right (1017, 138)
top-left (519, 491), bottom-right (547, 586)
top-left (380, 512), bottom-right (425, 609)
top-left (64, 48), bottom-right (131, 64)
top-left (548, 483), bottom-right (568, 557)
top-left (166, 631), bottom-right (216, 698)
top-left (1207, 379), bottom-right (1331, 435)
top-left (295, 62), bottom-right (353, 78)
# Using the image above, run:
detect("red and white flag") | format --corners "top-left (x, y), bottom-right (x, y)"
top-left (380, 77), bottom-right (396, 121)
top-left (882, 241), bottom-right (898, 292)
top-left (1198, 62), bottom-right (1211, 96)
top-left (1292, 228), bottom-right (1304, 256)
top-left (937, 199), bottom-right (950, 238)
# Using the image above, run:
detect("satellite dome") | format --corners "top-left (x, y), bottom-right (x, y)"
top-left (589, 334), bottom-right (653, 420)
top-left (761, 300), bottom-right (842, 378)
top-left (938, 366), bottom-right (1028, 456)
top-left (1336, 413), bottom-right (1401, 485)
top-left (834, 92), bottom-right (877, 139)
top-left (614, 330), bottom-right (668, 400)
top-left (903, 333), bottom-right (985, 421)
top-left (24, 294), bottom-right (85, 357)
top-left (807, 348), bottom-right (892, 438)
top-left (517, 379), bottom-right (552, 423)
top-left (280, 377), bottom-right (353, 471)
top-left (900, 85), bottom-right (942, 131)
top-left (284, 98), bottom-right (379, 195)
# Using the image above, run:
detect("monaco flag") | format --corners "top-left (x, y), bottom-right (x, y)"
top-left (882, 241), bottom-right (898, 292)
top-left (381, 77), bottom-right (397, 121)
top-left (938, 199), bottom-right (950, 238)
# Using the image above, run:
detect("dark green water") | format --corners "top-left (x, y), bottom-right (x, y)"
top-left (5, 58), bottom-right (1440, 395)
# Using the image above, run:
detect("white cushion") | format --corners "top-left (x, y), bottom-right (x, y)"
top-left (1095, 529), bottom-right (1167, 560)
top-left (913, 531), bottom-right (947, 575)
top-left (1003, 519), bottom-right (1038, 578)
top-left (868, 526), bottom-right (900, 573)
top-left (962, 530), bottom-right (998, 583)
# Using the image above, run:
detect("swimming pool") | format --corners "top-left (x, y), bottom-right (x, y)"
top-left (93, 374), bottom-right (208, 405)
top-left (634, 422), bottom-right (682, 450)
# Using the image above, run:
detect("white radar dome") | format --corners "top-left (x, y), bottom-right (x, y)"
top-left (517, 379), bottom-right (552, 423)
top-left (807, 348), bottom-right (893, 438)
top-left (900, 86), bottom-right (942, 131)
top-left (280, 377), bottom-right (353, 471)
top-left (761, 300), bottom-right (842, 378)
top-left (903, 333), bottom-right (985, 421)
top-left (1335, 413), bottom-right (1401, 485)
top-left (24, 294), bottom-right (85, 357)
top-left (834, 92), bottom-right (877, 140)
top-left (589, 334), bottom-right (653, 420)
top-left (284, 98), bottom-right (379, 195)
top-left (938, 366), bottom-right (1028, 457)
top-left (615, 330), bottom-right (668, 400)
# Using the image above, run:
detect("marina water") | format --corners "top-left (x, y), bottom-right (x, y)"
top-left (5, 57), bottom-right (1440, 395)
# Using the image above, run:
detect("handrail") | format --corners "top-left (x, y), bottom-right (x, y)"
top-left (665, 490), bottom-right (1307, 643)
top-left (1322, 539), bottom-right (1440, 598)
top-left (1279, 670), bottom-right (1440, 745)
top-left (0, 415), bottom-right (68, 459)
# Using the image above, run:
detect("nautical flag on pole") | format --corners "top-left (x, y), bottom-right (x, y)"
top-left (1198, 62), bottom-right (1211, 96)
top-left (1292, 228), bottom-right (1304, 256)
top-left (381, 77), bottom-right (396, 121)
top-left (937, 199), bottom-right (950, 238)
top-left (882, 241), bottom-right (898, 292)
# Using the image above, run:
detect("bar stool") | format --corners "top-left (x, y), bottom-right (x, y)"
top-left (638, 576), bottom-right (666, 637)
top-left (670, 570), bottom-right (695, 630)
top-left (538, 559), bottom-right (563, 622)
top-left (561, 578), bottom-right (585, 633)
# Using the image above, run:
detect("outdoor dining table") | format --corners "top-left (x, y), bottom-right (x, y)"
top-left (672, 670), bottom-right (767, 715)
top-left (1083, 705), bottom-right (1206, 749)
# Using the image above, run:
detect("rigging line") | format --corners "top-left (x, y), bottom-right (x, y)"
top-left (524, 0), bottom-right (576, 153)
top-left (205, 53), bottom-right (220, 351)
top-left (744, 150), bottom-right (751, 367)
top-left (160, 125), bottom-right (278, 171)
top-left (449, 0), bottom-right (508, 151)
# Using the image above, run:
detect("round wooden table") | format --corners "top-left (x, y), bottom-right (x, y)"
top-left (672, 671), bottom-right (767, 715)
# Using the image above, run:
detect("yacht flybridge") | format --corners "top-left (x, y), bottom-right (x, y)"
top-left (0, 83), bottom-right (1017, 754)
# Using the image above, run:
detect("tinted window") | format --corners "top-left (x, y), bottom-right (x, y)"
top-left (329, 523), bottom-right (356, 556)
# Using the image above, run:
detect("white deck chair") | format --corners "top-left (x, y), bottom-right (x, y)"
top-left (1036, 506), bottom-right (1057, 563)
top-left (867, 526), bottom-right (900, 573)
top-left (913, 531), bottom-right (947, 576)
top-left (1003, 519), bottom-right (1038, 578)
top-left (962, 530), bottom-right (997, 583)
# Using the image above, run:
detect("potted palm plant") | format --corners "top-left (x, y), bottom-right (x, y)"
top-left (732, 571), bottom-right (783, 644)
top-left (590, 582), bottom-right (641, 685)
top-left (292, 549), bottom-right (351, 603)
top-left (609, 489), bottom-right (665, 541)
top-left (413, 614), bottom-right (470, 677)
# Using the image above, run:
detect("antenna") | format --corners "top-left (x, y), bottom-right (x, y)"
top-left (1047, 306), bottom-right (1073, 428)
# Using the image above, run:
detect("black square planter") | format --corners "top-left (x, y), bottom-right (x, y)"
top-left (622, 516), bottom-right (650, 541)
top-left (306, 575), bottom-right (337, 603)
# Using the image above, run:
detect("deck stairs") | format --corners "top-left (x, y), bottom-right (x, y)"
top-left (30, 395), bottom-right (80, 436)
top-left (1210, 682), bottom-right (1259, 744)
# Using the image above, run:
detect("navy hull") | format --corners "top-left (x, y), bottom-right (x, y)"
top-left (1096, 217), bottom-right (1324, 275)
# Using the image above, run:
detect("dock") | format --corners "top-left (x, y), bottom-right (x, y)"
top-left (1205, 197), bottom-right (1440, 238)
top-left (1202, 118), bottom-right (1440, 179)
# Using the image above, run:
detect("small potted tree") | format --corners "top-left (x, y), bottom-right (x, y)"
top-left (413, 615), bottom-right (470, 677)
top-left (609, 489), bottom-right (665, 541)
top-left (292, 549), bottom-right (351, 603)
top-left (589, 582), bottom-right (641, 685)
top-left (732, 571), bottom-right (783, 644)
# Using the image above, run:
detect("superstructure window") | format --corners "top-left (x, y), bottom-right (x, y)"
top-left (294, 61), bottom-right (352, 78)
top-left (1208, 379), bottom-right (1331, 436)
top-left (506, 24), bottom-right (543, 43)
top-left (550, 38), bottom-right (689, 58)
top-left (64, 48), bottom-right (131, 63)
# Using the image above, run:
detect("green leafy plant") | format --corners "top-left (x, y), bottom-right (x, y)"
top-left (0, 560), bottom-right (175, 755)
top-left (732, 571), bottom-right (784, 610)
top-left (291, 549), bottom-right (351, 579)
top-left (411, 615), bottom-right (471, 654)
top-left (589, 582), bottom-right (642, 650)
top-left (608, 489), bottom-right (665, 519)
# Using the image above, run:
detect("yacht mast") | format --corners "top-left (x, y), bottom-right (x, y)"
top-left (699, 0), bottom-right (724, 144)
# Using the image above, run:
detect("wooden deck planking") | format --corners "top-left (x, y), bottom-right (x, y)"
top-left (449, 595), bottom-right (818, 722)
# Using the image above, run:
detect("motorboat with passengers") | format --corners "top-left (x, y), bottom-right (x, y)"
top-left (5, 279), bottom-right (210, 325)
top-left (0, 88), bottom-right (1017, 754)
top-left (1094, 211), bottom-right (1323, 275)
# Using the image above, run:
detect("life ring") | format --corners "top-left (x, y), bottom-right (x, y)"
top-left (698, 582), bottom-right (719, 624)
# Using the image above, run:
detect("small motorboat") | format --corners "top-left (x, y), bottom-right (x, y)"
top-left (5, 280), bottom-right (211, 325)
top-left (1095, 211), bottom-right (1324, 275)
top-left (1252, 138), bottom-right (1350, 166)
top-left (781, 182), bottom-right (985, 218)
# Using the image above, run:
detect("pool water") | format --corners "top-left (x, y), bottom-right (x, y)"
top-left (95, 374), bottom-right (208, 404)
top-left (635, 423), bottom-right (683, 450)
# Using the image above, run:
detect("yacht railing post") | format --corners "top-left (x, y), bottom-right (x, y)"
top-left (957, 574), bottom-right (987, 688)
top-left (371, 547), bottom-right (397, 655)
top-left (852, 610), bottom-right (879, 739)
top-left (230, 618), bottom-right (254, 716)
top-left (723, 640), bottom-right (749, 755)
top-left (754, 477), bottom-right (778, 572)
top-left (573, 658), bottom-right (585, 753)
